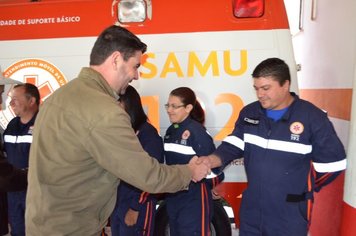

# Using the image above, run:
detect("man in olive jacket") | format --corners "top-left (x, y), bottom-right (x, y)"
top-left (25, 26), bottom-right (211, 236)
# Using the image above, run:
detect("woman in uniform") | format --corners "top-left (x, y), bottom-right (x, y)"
top-left (110, 85), bottom-right (164, 236)
top-left (163, 87), bottom-right (224, 236)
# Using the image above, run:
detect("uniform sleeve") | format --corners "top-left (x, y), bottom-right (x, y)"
top-left (205, 171), bottom-right (225, 188)
top-left (314, 171), bottom-right (342, 192)
top-left (129, 124), bottom-right (165, 211)
top-left (190, 127), bottom-right (225, 186)
top-left (139, 124), bottom-right (164, 164)
top-left (85, 110), bottom-right (192, 194)
top-left (214, 109), bottom-right (245, 171)
top-left (310, 110), bottom-right (346, 191)
top-left (128, 188), bottom-right (147, 211)
top-left (192, 127), bottom-right (216, 157)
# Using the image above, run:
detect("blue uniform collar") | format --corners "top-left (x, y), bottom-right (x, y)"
top-left (172, 116), bottom-right (192, 129)
top-left (258, 92), bottom-right (299, 121)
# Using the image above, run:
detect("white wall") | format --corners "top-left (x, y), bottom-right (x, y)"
top-left (285, 0), bottom-right (356, 148)
top-left (291, 0), bottom-right (356, 89)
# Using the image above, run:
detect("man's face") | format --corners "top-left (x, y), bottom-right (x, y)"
top-left (9, 86), bottom-right (32, 117)
top-left (253, 76), bottom-right (290, 110)
top-left (115, 51), bottom-right (142, 95)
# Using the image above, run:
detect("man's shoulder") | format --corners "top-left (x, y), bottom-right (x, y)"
top-left (42, 77), bottom-right (115, 112)
top-left (138, 122), bottom-right (162, 143)
top-left (140, 122), bottom-right (158, 134)
top-left (294, 98), bottom-right (326, 115)
top-left (4, 116), bottom-right (20, 131)
top-left (241, 101), bottom-right (261, 114)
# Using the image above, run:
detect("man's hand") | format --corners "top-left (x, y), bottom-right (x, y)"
top-left (198, 155), bottom-right (222, 169)
top-left (124, 208), bottom-right (139, 226)
top-left (188, 156), bottom-right (211, 182)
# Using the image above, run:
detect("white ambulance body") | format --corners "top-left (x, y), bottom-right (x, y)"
top-left (0, 0), bottom-right (297, 233)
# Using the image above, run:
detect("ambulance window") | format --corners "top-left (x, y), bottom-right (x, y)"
top-left (233, 0), bottom-right (264, 18)
top-left (118, 0), bottom-right (146, 23)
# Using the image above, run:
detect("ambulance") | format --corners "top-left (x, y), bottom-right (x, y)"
top-left (0, 0), bottom-right (298, 234)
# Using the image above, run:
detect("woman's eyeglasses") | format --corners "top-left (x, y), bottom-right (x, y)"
top-left (164, 104), bottom-right (185, 110)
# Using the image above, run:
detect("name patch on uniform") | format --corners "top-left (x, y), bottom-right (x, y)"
top-left (290, 121), bottom-right (304, 141)
top-left (28, 126), bottom-right (34, 135)
top-left (244, 117), bottom-right (259, 125)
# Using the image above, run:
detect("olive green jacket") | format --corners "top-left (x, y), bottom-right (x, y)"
top-left (25, 67), bottom-right (191, 236)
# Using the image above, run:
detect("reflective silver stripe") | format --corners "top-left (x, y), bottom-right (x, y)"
top-left (4, 135), bottom-right (16, 143)
top-left (206, 172), bottom-right (218, 179)
top-left (4, 135), bottom-right (33, 144)
top-left (223, 136), bottom-right (245, 150)
top-left (313, 159), bottom-right (347, 173)
top-left (17, 135), bottom-right (33, 143)
top-left (164, 143), bottom-right (196, 155)
top-left (244, 133), bottom-right (312, 155)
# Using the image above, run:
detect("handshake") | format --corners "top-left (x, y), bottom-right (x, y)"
top-left (188, 155), bottom-right (221, 182)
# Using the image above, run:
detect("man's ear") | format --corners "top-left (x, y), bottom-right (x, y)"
top-left (29, 97), bottom-right (37, 106)
top-left (283, 80), bottom-right (290, 91)
top-left (111, 51), bottom-right (123, 68)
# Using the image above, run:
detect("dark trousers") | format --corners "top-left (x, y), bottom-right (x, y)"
top-left (0, 192), bottom-right (9, 236)
top-left (7, 191), bottom-right (26, 236)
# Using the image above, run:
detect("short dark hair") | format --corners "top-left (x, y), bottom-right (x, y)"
top-left (14, 83), bottom-right (40, 106)
top-left (90, 25), bottom-right (147, 65)
top-left (170, 87), bottom-right (205, 125)
top-left (119, 85), bottom-right (147, 132)
top-left (252, 58), bottom-right (291, 86)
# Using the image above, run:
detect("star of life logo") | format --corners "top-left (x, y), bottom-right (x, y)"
top-left (289, 121), bottom-right (304, 142)
top-left (180, 130), bottom-right (190, 145)
top-left (0, 58), bottom-right (67, 129)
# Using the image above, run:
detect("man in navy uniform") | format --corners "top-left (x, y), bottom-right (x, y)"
top-left (200, 58), bottom-right (346, 236)
top-left (3, 83), bottom-right (40, 236)
top-left (0, 73), bottom-right (27, 236)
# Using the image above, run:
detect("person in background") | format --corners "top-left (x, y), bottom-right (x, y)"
top-left (3, 83), bottom-right (40, 236)
top-left (25, 25), bottom-right (210, 236)
top-left (200, 58), bottom-right (347, 236)
top-left (163, 87), bottom-right (224, 236)
top-left (0, 75), bottom-right (27, 236)
top-left (110, 85), bottom-right (163, 236)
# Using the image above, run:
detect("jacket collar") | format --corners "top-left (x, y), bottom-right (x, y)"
top-left (79, 67), bottom-right (120, 100)
top-left (258, 92), bottom-right (300, 121)
top-left (281, 92), bottom-right (299, 120)
top-left (173, 116), bottom-right (192, 129)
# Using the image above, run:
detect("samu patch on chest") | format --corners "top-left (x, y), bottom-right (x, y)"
top-left (289, 121), bottom-right (304, 141)
top-left (180, 130), bottom-right (190, 145)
